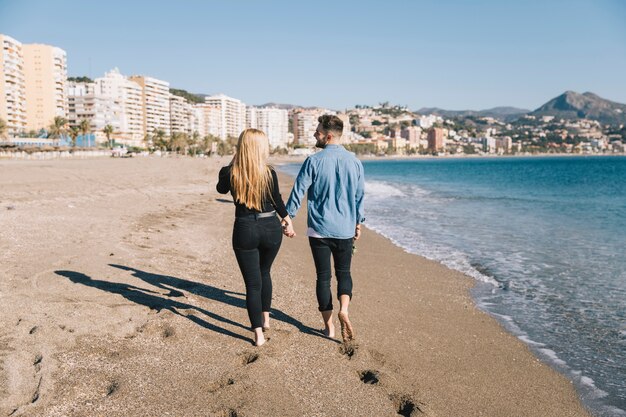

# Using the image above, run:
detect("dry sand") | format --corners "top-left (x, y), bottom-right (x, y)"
top-left (0, 156), bottom-right (591, 417)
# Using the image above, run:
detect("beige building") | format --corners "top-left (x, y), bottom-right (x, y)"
top-left (427, 127), bottom-right (445, 152)
top-left (22, 43), bottom-right (67, 132)
top-left (0, 34), bottom-right (27, 137)
top-left (401, 126), bottom-right (422, 149)
top-left (196, 103), bottom-right (220, 138)
top-left (291, 109), bottom-right (326, 146)
top-left (129, 75), bottom-right (171, 137)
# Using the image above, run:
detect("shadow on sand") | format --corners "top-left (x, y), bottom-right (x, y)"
top-left (55, 264), bottom-right (331, 344)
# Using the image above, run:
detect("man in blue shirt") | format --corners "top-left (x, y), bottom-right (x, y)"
top-left (284, 114), bottom-right (365, 344)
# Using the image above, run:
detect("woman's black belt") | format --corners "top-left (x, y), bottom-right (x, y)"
top-left (236, 210), bottom-right (276, 219)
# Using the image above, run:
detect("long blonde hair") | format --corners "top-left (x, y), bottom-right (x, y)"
top-left (231, 128), bottom-right (273, 211)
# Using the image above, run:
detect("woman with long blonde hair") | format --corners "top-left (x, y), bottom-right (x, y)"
top-left (217, 128), bottom-right (295, 346)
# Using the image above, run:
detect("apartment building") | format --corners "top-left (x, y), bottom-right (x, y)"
top-left (246, 106), bottom-right (289, 149)
top-left (195, 103), bottom-right (222, 138)
top-left (291, 109), bottom-right (325, 146)
top-left (129, 75), bottom-right (171, 137)
top-left (0, 34), bottom-right (27, 136)
top-left (96, 68), bottom-right (145, 143)
top-left (190, 105), bottom-right (205, 138)
top-left (169, 93), bottom-right (192, 135)
top-left (401, 126), bottom-right (422, 149)
top-left (204, 94), bottom-right (246, 140)
top-left (67, 81), bottom-right (122, 143)
top-left (427, 127), bottom-right (445, 151)
top-left (22, 43), bottom-right (68, 132)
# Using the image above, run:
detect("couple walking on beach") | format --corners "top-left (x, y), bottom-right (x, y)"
top-left (217, 115), bottom-right (365, 347)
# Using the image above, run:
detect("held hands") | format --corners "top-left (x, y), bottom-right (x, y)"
top-left (281, 216), bottom-right (296, 238)
top-left (354, 224), bottom-right (362, 241)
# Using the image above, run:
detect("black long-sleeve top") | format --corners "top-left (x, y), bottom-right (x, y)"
top-left (216, 165), bottom-right (289, 218)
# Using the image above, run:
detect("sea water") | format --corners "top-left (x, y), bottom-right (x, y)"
top-left (280, 156), bottom-right (626, 416)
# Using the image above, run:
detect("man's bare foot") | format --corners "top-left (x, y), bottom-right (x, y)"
top-left (337, 311), bottom-right (355, 343)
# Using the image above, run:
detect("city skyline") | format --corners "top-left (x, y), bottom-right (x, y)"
top-left (1, 0), bottom-right (625, 111)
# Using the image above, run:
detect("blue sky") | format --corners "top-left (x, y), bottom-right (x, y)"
top-left (1, 0), bottom-right (625, 111)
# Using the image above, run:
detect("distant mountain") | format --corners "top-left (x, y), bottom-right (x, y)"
top-left (416, 106), bottom-right (530, 122)
top-left (531, 91), bottom-right (626, 125)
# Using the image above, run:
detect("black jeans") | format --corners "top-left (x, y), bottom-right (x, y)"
top-left (308, 237), bottom-right (353, 312)
top-left (232, 216), bottom-right (282, 329)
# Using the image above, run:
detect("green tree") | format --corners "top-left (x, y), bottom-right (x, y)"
top-left (169, 132), bottom-right (189, 154)
top-left (48, 116), bottom-right (68, 139)
top-left (67, 76), bottom-right (94, 83)
top-left (103, 124), bottom-right (115, 148)
top-left (0, 117), bottom-right (7, 139)
top-left (152, 128), bottom-right (167, 151)
top-left (189, 131), bottom-right (201, 155)
top-left (69, 126), bottom-right (80, 148)
top-left (79, 119), bottom-right (91, 147)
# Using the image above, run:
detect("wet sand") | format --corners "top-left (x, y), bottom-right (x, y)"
top-left (0, 156), bottom-right (591, 416)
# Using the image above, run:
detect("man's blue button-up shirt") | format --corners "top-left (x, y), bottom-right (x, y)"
top-left (286, 145), bottom-right (365, 239)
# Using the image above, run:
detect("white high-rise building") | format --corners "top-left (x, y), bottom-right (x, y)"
top-left (196, 103), bottom-right (220, 138)
top-left (169, 93), bottom-right (195, 135)
top-left (129, 75), bottom-right (171, 137)
top-left (95, 68), bottom-right (144, 143)
top-left (190, 105), bottom-right (205, 138)
top-left (247, 107), bottom-right (289, 149)
top-left (0, 34), bottom-right (27, 136)
top-left (67, 81), bottom-right (122, 143)
top-left (204, 94), bottom-right (246, 140)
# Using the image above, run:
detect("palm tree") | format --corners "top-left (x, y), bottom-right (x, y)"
top-left (0, 117), bottom-right (7, 139)
top-left (153, 128), bottom-right (167, 151)
top-left (190, 131), bottom-right (200, 156)
top-left (103, 124), bottom-right (115, 148)
top-left (0, 118), bottom-right (8, 138)
top-left (170, 132), bottom-right (189, 154)
top-left (79, 119), bottom-right (91, 147)
top-left (48, 116), bottom-right (68, 140)
top-left (69, 126), bottom-right (80, 148)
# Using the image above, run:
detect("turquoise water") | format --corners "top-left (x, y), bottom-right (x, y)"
top-left (282, 156), bottom-right (626, 416)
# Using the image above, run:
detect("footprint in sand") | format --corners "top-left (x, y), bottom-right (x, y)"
top-left (240, 351), bottom-right (259, 365)
top-left (359, 369), bottom-right (380, 385)
top-left (208, 376), bottom-right (235, 393)
top-left (389, 393), bottom-right (423, 416)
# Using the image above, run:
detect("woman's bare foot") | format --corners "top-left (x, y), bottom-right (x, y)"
top-left (254, 328), bottom-right (267, 346)
top-left (262, 312), bottom-right (270, 332)
top-left (323, 323), bottom-right (335, 338)
top-left (337, 311), bottom-right (354, 343)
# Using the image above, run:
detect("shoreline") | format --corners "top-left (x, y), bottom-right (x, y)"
top-left (275, 157), bottom-right (618, 416)
top-left (274, 159), bottom-right (599, 416)
top-left (0, 157), bottom-right (592, 416)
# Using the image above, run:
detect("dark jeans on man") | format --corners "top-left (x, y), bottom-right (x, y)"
top-left (308, 237), bottom-right (353, 311)
top-left (232, 215), bottom-right (282, 329)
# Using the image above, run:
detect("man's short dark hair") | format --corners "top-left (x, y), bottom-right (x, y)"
top-left (318, 114), bottom-right (344, 136)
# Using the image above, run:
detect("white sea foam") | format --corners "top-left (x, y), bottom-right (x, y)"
top-left (364, 181), bottom-right (405, 198)
top-left (538, 348), bottom-right (567, 366)
top-left (364, 219), bottom-right (500, 287)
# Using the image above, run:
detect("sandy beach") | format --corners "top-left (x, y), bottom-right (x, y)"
top-left (0, 156), bottom-right (591, 417)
